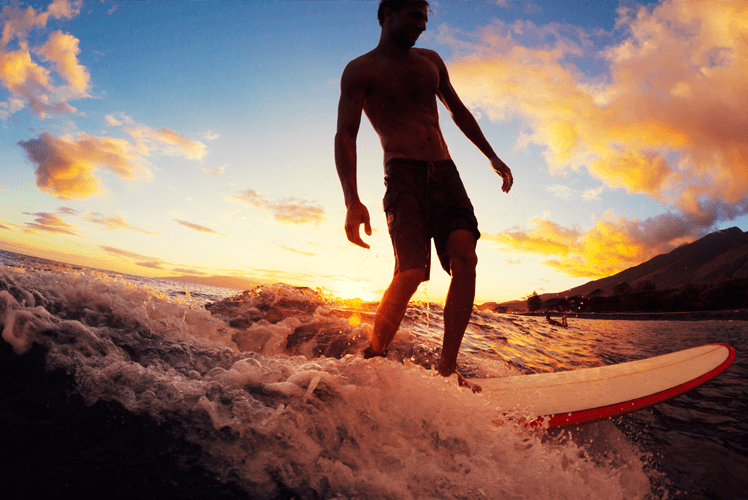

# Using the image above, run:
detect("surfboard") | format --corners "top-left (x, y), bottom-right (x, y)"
top-left (474, 343), bottom-right (735, 430)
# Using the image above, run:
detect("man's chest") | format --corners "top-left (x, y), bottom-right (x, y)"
top-left (365, 57), bottom-right (440, 105)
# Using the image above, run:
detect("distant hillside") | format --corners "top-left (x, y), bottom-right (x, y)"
top-left (489, 227), bottom-right (748, 310)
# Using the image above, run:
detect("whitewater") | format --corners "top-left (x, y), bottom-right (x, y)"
top-left (1, 249), bottom-right (746, 499)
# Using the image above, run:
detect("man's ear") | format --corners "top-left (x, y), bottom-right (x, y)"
top-left (383, 7), bottom-right (395, 23)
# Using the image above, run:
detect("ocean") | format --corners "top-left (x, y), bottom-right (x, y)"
top-left (1, 249), bottom-right (746, 500)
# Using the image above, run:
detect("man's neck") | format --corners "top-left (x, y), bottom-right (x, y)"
top-left (375, 31), bottom-right (414, 59)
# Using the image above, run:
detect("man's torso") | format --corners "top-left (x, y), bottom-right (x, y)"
top-left (353, 48), bottom-right (451, 163)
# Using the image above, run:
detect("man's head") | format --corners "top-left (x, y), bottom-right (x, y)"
top-left (377, 0), bottom-right (430, 27)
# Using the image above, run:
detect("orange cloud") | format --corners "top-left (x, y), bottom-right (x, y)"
top-left (274, 242), bottom-right (315, 257)
top-left (35, 30), bottom-right (90, 98)
top-left (172, 267), bottom-right (206, 276)
top-left (229, 189), bottom-right (327, 225)
top-left (106, 113), bottom-right (207, 160)
top-left (174, 219), bottom-right (228, 236)
top-left (17, 131), bottom-right (150, 199)
top-left (202, 166), bottom-right (225, 176)
top-left (136, 261), bottom-right (165, 270)
top-left (99, 245), bottom-right (166, 269)
top-left (85, 213), bottom-right (160, 235)
top-left (16, 112), bottom-right (210, 199)
top-left (487, 210), bottom-right (707, 278)
top-left (446, 0), bottom-right (748, 219)
top-left (1, 0), bottom-right (80, 47)
top-left (22, 210), bottom-right (79, 235)
top-left (0, 1), bottom-right (86, 118)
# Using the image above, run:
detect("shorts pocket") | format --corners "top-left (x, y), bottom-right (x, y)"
top-left (383, 186), bottom-right (400, 211)
top-left (383, 189), bottom-right (400, 235)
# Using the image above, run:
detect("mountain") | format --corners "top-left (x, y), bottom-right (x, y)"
top-left (547, 227), bottom-right (748, 300)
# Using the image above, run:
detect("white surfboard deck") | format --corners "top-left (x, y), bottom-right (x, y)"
top-left (474, 343), bottom-right (735, 430)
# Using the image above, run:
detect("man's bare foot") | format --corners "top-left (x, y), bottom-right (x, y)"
top-left (439, 366), bottom-right (482, 393)
top-left (363, 345), bottom-right (388, 359)
top-left (456, 372), bottom-right (482, 393)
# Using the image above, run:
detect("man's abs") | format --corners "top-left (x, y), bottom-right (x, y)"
top-left (365, 111), bottom-right (451, 163)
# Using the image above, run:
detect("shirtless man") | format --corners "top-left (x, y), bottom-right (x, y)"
top-left (334, 0), bottom-right (513, 392)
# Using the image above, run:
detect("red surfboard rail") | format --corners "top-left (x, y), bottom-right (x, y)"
top-left (528, 343), bottom-right (736, 430)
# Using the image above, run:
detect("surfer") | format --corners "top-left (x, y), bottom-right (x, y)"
top-left (335, 0), bottom-right (513, 392)
top-left (546, 313), bottom-right (568, 327)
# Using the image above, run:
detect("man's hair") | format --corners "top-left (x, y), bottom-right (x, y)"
top-left (377, 0), bottom-right (430, 27)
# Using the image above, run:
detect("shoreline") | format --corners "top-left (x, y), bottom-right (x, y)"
top-left (517, 310), bottom-right (748, 322)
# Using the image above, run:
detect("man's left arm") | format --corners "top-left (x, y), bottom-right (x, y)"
top-left (430, 51), bottom-right (513, 193)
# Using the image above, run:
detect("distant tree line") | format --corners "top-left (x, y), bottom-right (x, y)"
top-left (526, 278), bottom-right (748, 313)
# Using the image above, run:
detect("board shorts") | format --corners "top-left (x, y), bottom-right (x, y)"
top-left (382, 158), bottom-right (480, 281)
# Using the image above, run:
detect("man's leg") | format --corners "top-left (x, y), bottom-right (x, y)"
top-left (368, 268), bottom-right (425, 356)
top-left (439, 229), bottom-right (481, 392)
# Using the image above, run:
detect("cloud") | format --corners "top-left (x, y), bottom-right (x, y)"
top-left (100, 245), bottom-right (166, 269)
top-left (202, 131), bottom-right (219, 141)
top-left (136, 261), bottom-right (164, 270)
top-left (17, 131), bottom-right (150, 199)
top-left (35, 30), bottom-right (90, 98)
top-left (487, 209), bottom-right (715, 278)
top-left (445, 0), bottom-right (748, 221)
top-left (229, 189), bottom-right (327, 225)
top-left (546, 184), bottom-right (603, 201)
top-left (0, 0), bottom-right (87, 118)
top-left (546, 185), bottom-right (573, 200)
top-left (274, 242), bottom-right (315, 257)
top-left (1, 0), bottom-right (81, 46)
top-left (22, 210), bottom-right (79, 235)
top-left (174, 219), bottom-right (228, 236)
top-left (581, 186), bottom-right (603, 201)
top-left (202, 166), bottom-right (225, 176)
top-left (171, 268), bottom-right (206, 276)
top-left (106, 113), bottom-right (207, 160)
top-left (84, 213), bottom-right (160, 235)
top-left (17, 113), bottom-right (206, 199)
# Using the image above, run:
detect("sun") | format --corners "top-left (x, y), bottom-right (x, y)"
top-left (331, 279), bottom-right (377, 301)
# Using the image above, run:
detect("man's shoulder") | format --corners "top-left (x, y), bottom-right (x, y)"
top-left (414, 47), bottom-right (444, 65)
top-left (346, 50), bottom-right (379, 68)
top-left (342, 52), bottom-right (375, 78)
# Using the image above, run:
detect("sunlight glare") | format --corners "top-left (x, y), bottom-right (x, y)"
top-left (332, 280), bottom-right (377, 301)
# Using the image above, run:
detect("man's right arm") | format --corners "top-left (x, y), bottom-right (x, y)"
top-left (335, 60), bottom-right (372, 249)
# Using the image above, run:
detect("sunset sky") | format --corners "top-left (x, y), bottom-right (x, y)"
top-left (2, 0), bottom-right (747, 304)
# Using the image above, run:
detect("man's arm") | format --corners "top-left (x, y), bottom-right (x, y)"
top-left (335, 60), bottom-right (372, 248)
top-left (429, 51), bottom-right (514, 193)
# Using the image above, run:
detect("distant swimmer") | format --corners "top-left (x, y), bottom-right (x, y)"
top-left (334, 0), bottom-right (513, 393)
top-left (546, 313), bottom-right (568, 327)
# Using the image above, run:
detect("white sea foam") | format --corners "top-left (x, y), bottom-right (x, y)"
top-left (0, 266), bottom-right (653, 498)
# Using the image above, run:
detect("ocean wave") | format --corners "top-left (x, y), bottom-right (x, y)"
top-left (0, 265), bottom-right (659, 498)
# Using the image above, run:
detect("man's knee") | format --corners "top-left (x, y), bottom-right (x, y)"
top-left (450, 250), bottom-right (477, 277)
top-left (394, 268), bottom-right (426, 295)
top-left (446, 229), bottom-right (478, 277)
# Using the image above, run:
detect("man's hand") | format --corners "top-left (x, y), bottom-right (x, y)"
top-left (345, 200), bottom-right (372, 249)
top-left (490, 157), bottom-right (513, 193)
